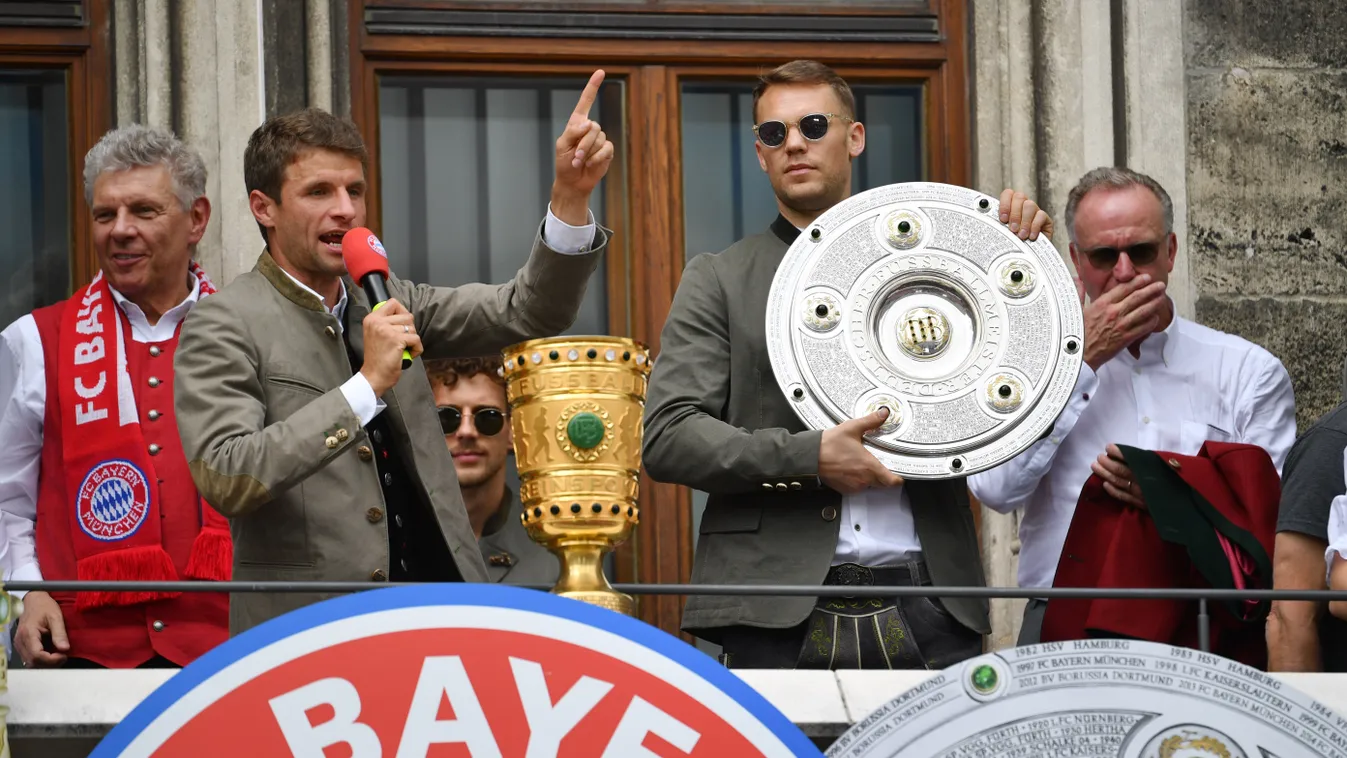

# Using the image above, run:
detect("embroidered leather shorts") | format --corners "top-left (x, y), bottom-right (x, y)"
top-left (794, 561), bottom-right (981, 671)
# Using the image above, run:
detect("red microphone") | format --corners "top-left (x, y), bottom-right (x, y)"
top-left (341, 227), bottom-right (412, 369)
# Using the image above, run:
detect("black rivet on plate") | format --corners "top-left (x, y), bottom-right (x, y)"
top-left (549, 350), bottom-right (559, 360)
top-left (1010, 270), bottom-right (1024, 283)
top-left (793, 388), bottom-right (804, 399)
top-left (898, 220), bottom-right (911, 234)
top-left (998, 384), bottom-right (1012, 398)
top-left (592, 503), bottom-right (603, 513)
top-left (815, 304), bottom-right (829, 317)
top-left (1066, 339), bottom-right (1079, 352)
top-left (571, 503), bottom-right (582, 514)
top-left (611, 504), bottom-right (621, 514)
top-left (587, 348), bottom-right (597, 359)
top-left (810, 228), bottom-right (821, 239)
top-left (978, 198), bottom-right (990, 210)
top-left (550, 505), bottom-right (560, 515)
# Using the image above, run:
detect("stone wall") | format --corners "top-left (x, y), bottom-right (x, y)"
top-left (1185, 0), bottom-right (1347, 429)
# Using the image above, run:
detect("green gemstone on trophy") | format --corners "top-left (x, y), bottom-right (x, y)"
top-left (567, 412), bottom-right (606, 449)
top-left (971, 664), bottom-right (998, 693)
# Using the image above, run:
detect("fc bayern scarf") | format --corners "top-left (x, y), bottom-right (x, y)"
top-left (60, 263), bottom-right (232, 610)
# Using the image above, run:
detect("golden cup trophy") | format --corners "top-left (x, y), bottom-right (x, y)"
top-left (501, 336), bottom-right (650, 616)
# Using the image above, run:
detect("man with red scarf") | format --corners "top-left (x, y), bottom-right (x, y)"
top-left (0, 125), bottom-right (231, 668)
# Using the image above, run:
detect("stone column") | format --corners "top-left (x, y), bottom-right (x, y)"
top-left (1119, 0), bottom-right (1192, 319)
top-left (970, 0), bottom-right (1037, 652)
top-left (109, 0), bottom-right (346, 286)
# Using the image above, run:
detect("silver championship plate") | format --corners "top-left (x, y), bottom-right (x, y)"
top-left (827, 640), bottom-right (1347, 757)
top-left (766, 182), bottom-right (1084, 479)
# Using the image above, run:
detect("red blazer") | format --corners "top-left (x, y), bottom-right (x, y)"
top-left (1040, 441), bottom-right (1277, 669)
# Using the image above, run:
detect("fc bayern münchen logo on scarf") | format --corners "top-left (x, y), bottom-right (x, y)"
top-left (77, 459), bottom-right (151, 542)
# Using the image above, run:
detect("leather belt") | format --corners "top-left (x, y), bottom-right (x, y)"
top-left (824, 561), bottom-right (929, 588)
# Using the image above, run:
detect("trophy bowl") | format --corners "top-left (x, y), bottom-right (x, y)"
top-left (500, 336), bottom-right (651, 615)
top-left (766, 182), bottom-right (1084, 479)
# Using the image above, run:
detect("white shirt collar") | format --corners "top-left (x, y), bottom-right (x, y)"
top-left (108, 272), bottom-right (201, 338)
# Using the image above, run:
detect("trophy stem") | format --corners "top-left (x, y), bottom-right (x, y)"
top-left (547, 536), bottom-right (634, 617)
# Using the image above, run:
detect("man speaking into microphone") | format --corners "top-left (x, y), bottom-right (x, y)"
top-left (174, 74), bottom-right (612, 634)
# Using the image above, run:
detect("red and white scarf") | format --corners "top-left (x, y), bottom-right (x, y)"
top-left (60, 262), bottom-right (232, 610)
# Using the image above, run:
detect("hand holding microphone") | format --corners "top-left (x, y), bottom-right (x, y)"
top-left (341, 228), bottom-right (420, 397)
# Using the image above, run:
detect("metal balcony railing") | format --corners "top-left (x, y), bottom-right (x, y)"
top-left (10, 581), bottom-right (1347, 655)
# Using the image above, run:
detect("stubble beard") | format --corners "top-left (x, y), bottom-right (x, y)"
top-left (774, 173), bottom-right (848, 218)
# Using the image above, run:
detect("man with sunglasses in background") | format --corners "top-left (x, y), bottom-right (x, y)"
top-left (970, 166), bottom-right (1296, 646)
top-left (425, 357), bottom-right (557, 585)
top-left (644, 59), bottom-right (1050, 670)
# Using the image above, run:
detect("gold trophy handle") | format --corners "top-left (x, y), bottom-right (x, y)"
top-left (0, 582), bottom-right (19, 758)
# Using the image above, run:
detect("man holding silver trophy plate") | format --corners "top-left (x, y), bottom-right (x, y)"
top-left (643, 60), bottom-right (1054, 670)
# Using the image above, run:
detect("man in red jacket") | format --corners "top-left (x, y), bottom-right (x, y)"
top-left (0, 125), bottom-right (231, 668)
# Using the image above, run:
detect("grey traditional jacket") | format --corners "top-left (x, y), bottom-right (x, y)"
top-left (479, 487), bottom-right (559, 585)
top-left (175, 225), bottom-right (603, 634)
top-left (643, 216), bottom-right (990, 640)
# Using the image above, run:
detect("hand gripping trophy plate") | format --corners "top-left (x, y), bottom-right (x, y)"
top-left (501, 336), bottom-right (650, 615)
top-left (766, 182), bottom-right (1084, 479)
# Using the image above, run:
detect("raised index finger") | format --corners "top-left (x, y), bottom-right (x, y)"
top-left (572, 70), bottom-right (605, 120)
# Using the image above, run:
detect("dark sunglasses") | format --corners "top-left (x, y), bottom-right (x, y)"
top-left (438, 406), bottom-right (506, 436)
top-left (753, 112), bottom-right (853, 148)
top-left (1081, 240), bottom-right (1165, 270)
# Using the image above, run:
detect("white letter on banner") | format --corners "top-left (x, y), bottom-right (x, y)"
top-left (75, 303), bottom-right (103, 335)
top-left (395, 656), bottom-right (502, 758)
top-left (75, 372), bottom-right (105, 399)
top-left (77, 287), bottom-right (101, 317)
top-left (75, 401), bottom-right (108, 425)
top-left (74, 337), bottom-right (104, 365)
top-left (510, 657), bottom-right (613, 757)
top-left (600, 696), bottom-right (701, 758)
top-left (268, 677), bottom-right (383, 758)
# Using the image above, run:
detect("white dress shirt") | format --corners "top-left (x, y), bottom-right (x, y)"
top-left (833, 486), bottom-right (921, 566)
top-left (970, 311), bottom-right (1296, 590)
top-left (0, 207), bottom-right (597, 592)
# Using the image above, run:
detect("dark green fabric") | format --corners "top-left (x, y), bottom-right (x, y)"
top-left (1117, 444), bottom-right (1272, 622)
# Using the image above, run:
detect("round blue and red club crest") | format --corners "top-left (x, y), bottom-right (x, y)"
top-left (368, 233), bottom-right (387, 259)
top-left (76, 459), bottom-right (151, 541)
top-left (91, 584), bottom-right (822, 757)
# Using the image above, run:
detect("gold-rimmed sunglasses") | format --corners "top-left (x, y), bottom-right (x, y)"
top-left (752, 112), bottom-right (854, 148)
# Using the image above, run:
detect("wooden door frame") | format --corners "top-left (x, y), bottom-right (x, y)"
top-left (0, 0), bottom-right (111, 293)
top-left (348, 0), bottom-right (971, 638)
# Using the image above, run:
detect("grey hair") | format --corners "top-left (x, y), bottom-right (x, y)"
top-left (82, 124), bottom-right (207, 210)
top-left (1064, 166), bottom-right (1173, 243)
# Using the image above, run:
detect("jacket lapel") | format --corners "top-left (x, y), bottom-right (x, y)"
top-left (256, 250), bottom-right (328, 313)
top-left (343, 277), bottom-right (368, 361)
